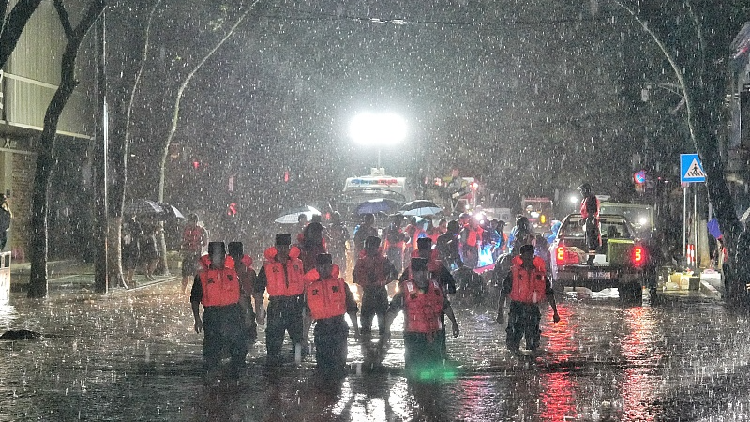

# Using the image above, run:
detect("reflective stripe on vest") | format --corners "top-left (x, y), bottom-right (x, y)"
top-left (200, 266), bottom-right (240, 307)
top-left (264, 258), bottom-right (305, 296)
top-left (509, 257), bottom-right (548, 304)
top-left (307, 277), bottom-right (347, 320)
top-left (403, 280), bottom-right (443, 333)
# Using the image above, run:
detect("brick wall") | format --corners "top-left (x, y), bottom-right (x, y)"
top-left (10, 153), bottom-right (35, 262)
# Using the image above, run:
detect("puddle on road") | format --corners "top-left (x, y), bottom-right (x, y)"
top-left (0, 280), bottom-right (749, 420)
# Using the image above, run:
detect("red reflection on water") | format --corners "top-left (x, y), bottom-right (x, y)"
top-left (620, 306), bottom-right (660, 421)
top-left (539, 304), bottom-right (578, 421)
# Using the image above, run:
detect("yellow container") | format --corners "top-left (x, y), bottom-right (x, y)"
top-left (669, 272), bottom-right (683, 286)
top-left (607, 239), bottom-right (634, 265)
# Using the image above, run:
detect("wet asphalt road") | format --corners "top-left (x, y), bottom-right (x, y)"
top-left (1, 279), bottom-right (750, 421)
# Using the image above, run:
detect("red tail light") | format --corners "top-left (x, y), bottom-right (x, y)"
top-left (557, 247), bottom-right (580, 265)
top-left (632, 246), bottom-right (646, 266)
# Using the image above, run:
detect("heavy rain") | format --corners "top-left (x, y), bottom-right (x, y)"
top-left (0, 0), bottom-right (749, 421)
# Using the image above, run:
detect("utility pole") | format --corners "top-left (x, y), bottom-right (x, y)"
top-left (94, 9), bottom-right (108, 293)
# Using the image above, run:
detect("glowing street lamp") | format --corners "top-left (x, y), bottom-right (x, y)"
top-left (349, 112), bottom-right (407, 169)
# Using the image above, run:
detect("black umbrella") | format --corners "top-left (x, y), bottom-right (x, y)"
top-left (399, 200), bottom-right (444, 217)
top-left (124, 199), bottom-right (163, 216)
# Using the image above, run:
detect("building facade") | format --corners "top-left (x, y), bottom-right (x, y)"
top-left (0, 0), bottom-right (96, 261)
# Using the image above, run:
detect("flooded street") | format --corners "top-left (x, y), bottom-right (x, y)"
top-left (1, 280), bottom-right (750, 421)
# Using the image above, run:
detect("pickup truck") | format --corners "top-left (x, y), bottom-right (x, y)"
top-left (549, 213), bottom-right (655, 303)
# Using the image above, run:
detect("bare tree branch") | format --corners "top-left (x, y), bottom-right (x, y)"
top-left (157, 0), bottom-right (262, 202)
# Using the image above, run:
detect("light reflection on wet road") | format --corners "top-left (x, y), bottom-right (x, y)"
top-left (1, 281), bottom-right (750, 421)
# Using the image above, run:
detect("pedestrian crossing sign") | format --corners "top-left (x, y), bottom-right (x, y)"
top-left (680, 154), bottom-right (707, 183)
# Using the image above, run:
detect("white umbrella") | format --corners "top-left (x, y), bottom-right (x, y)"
top-left (275, 205), bottom-right (322, 224)
top-left (399, 200), bottom-right (443, 217)
top-left (741, 206), bottom-right (750, 222)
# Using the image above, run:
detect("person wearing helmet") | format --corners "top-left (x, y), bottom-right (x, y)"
top-left (578, 183), bottom-right (601, 265)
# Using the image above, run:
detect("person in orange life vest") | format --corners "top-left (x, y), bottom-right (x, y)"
top-left (305, 253), bottom-right (360, 377)
top-left (459, 217), bottom-right (484, 269)
top-left (181, 213), bottom-right (209, 293)
top-left (228, 242), bottom-right (258, 344)
top-left (402, 237), bottom-right (457, 357)
top-left (578, 183), bottom-right (601, 265)
top-left (353, 236), bottom-right (398, 337)
top-left (385, 258), bottom-right (459, 376)
top-left (401, 237), bottom-right (456, 295)
top-left (383, 214), bottom-right (408, 275)
top-left (190, 241), bottom-right (247, 381)
top-left (496, 244), bottom-right (560, 354)
top-left (254, 234), bottom-right (307, 365)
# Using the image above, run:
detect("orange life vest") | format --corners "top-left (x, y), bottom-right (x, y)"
top-left (263, 246), bottom-right (306, 296)
top-left (509, 255), bottom-right (548, 304)
top-left (306, 269), bottom-right (348, 320)
top-left (402, 279), bottom-right (444, 334)
top-left (199, 255), bottom-right (240, 307)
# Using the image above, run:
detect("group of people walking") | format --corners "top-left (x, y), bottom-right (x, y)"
top-left (186, 205), bottom-right (571, 385)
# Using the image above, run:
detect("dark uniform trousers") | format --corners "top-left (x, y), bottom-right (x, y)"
top-left (202, 303), bottom-right (248, 373)
top-left (313, 315), bottom-right (349, 376)
top-left (265, 295), bottom-right (305, 356)
top-left (360, 286), bottom-right (389, 335)
top-left (404, 331), bottom-right (443, 375)
top-left (505, 300), bottom-right (542, 351)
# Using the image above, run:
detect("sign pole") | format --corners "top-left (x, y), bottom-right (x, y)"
top-left (683, 185), bottom-right (687, 261)
top-left (694, 184), bottom-right (698, 267)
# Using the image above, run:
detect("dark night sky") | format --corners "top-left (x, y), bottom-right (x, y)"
top-left (117, 0), bottom-right (702, 232)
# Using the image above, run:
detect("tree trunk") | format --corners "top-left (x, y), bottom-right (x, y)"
top-left (28, 0), bottom-right (105, 298)
top-left (107, 1), bottom-right (161, 285)
top-left (155, 1), bottom-right (258, 274)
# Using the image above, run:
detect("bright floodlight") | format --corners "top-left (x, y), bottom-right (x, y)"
top-left (350, 113), bottom-right (407, 146)
top-left (569, 195), bottom-right (579, 204)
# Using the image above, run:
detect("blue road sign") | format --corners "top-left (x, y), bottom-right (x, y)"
top-left (680, 154), bottom-right (707, 183)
